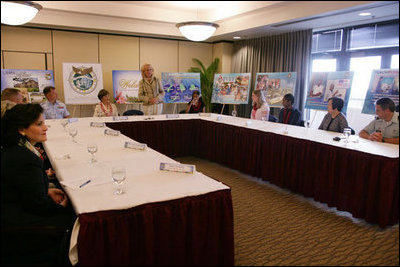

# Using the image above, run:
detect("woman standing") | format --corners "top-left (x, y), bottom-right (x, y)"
top-left (93, 89), bottom-right (119, 117)
top-left (251, 90), bottom-right (270, 121)
top-left (138, 63), bottom-right (165, 115)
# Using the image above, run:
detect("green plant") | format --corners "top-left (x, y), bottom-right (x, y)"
top-left (188, 58), bottom-right (220, 112)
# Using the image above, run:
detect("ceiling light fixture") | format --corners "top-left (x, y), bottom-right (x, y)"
top-left (1, 1), bottom-right (42, 26)
top-left (176, 21), bottom-right (219, 42)
top-left (358, 12), bottom-right (372, 16)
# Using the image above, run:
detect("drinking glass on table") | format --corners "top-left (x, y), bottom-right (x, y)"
top-left (60, 119), bottom-right (68, 131)
top-left (305, 120), bottom-right (311, 128)
top-left (87, 143), bottom-right (98, 163)
top-left (68, 127), bottom-right (78, 143)
top-left (343, 127), bottom-right (351, 143)
top-left (112, 165), bottom-right (126, 195)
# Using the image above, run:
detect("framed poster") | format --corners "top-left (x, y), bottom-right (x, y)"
top-left (1, 69), bottom-right (54, 103)
top-left (362, 69), bottom-right (399, 114)
top-left (211, 73), bottom-right (251, 104)
top-left (255, 72), bottom-right (297, 107)
top-left (112, 70), bottom-right (142, 103)
top-left (63, 63), bottom-right (103, 104)
top-left (162, 72), bottom-right (201, 103)
top-left (305, 71), bottom-right (354, 114)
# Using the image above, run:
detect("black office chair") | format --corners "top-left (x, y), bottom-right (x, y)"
top-left (268, 114), bottom-right (278, 122)
top-left (123, 109), bottom-right (144, 116)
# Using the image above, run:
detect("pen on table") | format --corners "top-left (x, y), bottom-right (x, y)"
top-left (79, 179), bottom-right (91, 188)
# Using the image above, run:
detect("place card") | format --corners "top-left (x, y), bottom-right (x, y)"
top-left (104, 129), bottom-right (120, 136)
top-left (90, 122), bottom-right (105, 127)
top-left (166, 114), bottom-right (179, 118)
top-left (199, 113), bottom-right (211, 117)
top-left (159, 162), bottom-right (195, 174)
top-left (246, 120), bottom-right (252, 126)
top-left (55, 154), bottom-right (71, 160)
top-left (113, 116), bottom-right (129, 121)
top-left (68, 118), bottom-right (78, 123)
top-left (124, 141), bottom-right (147, 150)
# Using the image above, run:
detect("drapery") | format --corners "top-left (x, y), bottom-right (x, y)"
top-left (231, 30), bottom-right (312, 118)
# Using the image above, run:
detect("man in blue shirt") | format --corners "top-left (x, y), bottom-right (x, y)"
top-left (40, 86), bottom-right (70, 119)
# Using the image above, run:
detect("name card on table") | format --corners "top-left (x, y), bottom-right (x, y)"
top-left (90, 122), bottom-right (105, 127)
top-left (199, 113), bottom-right (211, 117)
top-left (166, 114), bottom-right (179, 119)
top-left (113, 116), bottom-right (129, 121)
top-left (246, 120), bottom-right (252, 126)
top-left (104, 129), bottom-right (120, 136)
top-left (68, 118), bottom-right (78, 123)
top-left (160, 162), bottom-right (195, 174)
top-left (124, 141), bottom-right (147, 150)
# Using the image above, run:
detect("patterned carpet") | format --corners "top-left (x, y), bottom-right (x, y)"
top-left (175, 156), bottom-right (399, 266)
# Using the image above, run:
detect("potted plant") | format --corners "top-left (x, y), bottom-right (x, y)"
top-left (188, 58), bottom-right (219, 112)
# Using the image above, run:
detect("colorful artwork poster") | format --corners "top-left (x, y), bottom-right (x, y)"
top-left (305, 71), bottom-right (354, 114)
top-left (211, 73), bottom-right (251, 104)
top-left (362, 69), bottom-right (399, 115)
top-left (62, 63), bottom-right (103, 104)
top-left (255, 72), bottom-right (297, 107)
top-left (162, 72), bottom-right (201, 103)
top-left (112, 70), bottom-right (142, 103)
top-left (1, 69), bottom-right (55, 103)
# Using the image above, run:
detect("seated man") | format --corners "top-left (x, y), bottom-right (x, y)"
top-left (40, 86), bottom-right (70, 119)
top-left (1, 88), bottom-right (24, 117)
top-left (278, 93), bottom-right (302, 126)
top-left (359, 97), bottom-right (399, 144)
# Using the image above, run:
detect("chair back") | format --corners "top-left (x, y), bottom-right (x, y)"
top-left (123, 109), bottom-right (144, 116)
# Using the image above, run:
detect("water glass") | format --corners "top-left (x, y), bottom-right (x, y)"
top-left (87, 143), bottom-right (98, 163)
top-left (68, 127), bottom-right (78, 143)
top-left (112, 165), bottom-right (126, 195)
top-left (305, 120), bottom-right (311, 128)
top-left (232, 109), bottom-right (237, 117)
top-left (60, 119), bottom-right (68, 131)
top-left (343, 127), bottom-right (351, 143)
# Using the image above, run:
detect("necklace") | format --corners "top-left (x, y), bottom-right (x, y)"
top-left (100, 102), bottom-right (113, 116)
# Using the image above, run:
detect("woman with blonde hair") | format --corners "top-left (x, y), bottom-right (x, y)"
top-left (138, 63), bottom-right (165, 115)
top-left (251, 90), bottom-right (270, 121)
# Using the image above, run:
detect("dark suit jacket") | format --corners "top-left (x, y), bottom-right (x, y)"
top-left (1, 145), bottom-right (74, 227)
top-left (278, 108), bottom-right (302, 126)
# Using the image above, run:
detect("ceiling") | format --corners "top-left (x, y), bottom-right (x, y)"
top-left (26, 1), bottom-right (399, 42)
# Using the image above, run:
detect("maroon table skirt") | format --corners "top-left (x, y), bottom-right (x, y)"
top-left (107, 119), bottom-right (399, 228)
top-left (77, 189), bottom-right (234, 266)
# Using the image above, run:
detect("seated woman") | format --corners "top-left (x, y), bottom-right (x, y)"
top-left (251, 89), bottom-right (270, 121)
top-left (1, 104), bottom-right (76, 262)
top-left (93, 89), bottom-right (118, 117)
top-left (318, 97), bottom-right (349, 133)
top-left (185, 90), bottom-right (205, 113)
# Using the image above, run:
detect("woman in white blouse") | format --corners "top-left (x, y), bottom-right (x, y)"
top-left (251, 89), bottom-right (270, 121)
top-left (93, 89), bottom-right (119, 117)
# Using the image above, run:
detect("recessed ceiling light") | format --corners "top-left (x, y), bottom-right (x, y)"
top-left (358, 12), bottom-right (372, 16)
top-left (233, 36), bottom-right (241, 39)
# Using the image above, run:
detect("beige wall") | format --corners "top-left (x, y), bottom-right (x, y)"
top-left (1, 25), bottom-right (233, 116)
top-left (212, 42), bottom-right (233, 74)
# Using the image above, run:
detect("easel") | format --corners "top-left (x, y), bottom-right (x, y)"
top-left (221, 104), bottom-right (237, 116)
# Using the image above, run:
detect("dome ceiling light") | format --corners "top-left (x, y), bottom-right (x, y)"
top-left (1, 1), bottom-right (42, 26)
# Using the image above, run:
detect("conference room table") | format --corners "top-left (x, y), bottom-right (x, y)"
top-left (43, 115), bottom-right (234, 266)
top-left (103, 113), bottom-right (398, 229)
top-left (44, 113), bottom-right (398, 264)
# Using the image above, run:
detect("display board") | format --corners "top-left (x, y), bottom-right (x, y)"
top-left (112, 70), bottom-right (142, 103)
top-left (1, 69), bottom-right (55, 103)
top-left (255, 72), bottom-right (297, 107)
top-left (362, 69), bottom-right (399, 114)
top-left (161, 72), bottom-right (201, 103)
top-left (62, 63), bottom-right (103, 104)
top-left (305, 71), bottom-right (354, 114)
top-left (211, 73), bottom-right (251, 104)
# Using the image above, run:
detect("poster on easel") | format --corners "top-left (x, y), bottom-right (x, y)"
top-left (305, 71), bottom-right (354, 114)
top-left (211, 73), bottom-right (251, 104)
top-left (255, 72), bottom-right (297, 108)
top-left (361, 69), bottom-right (399, 115)
top-left (161, 72), bottom-right (201, 103)
top-left (62, 63), bottom-right (103, 104)
top-left (1, 69), bottom-right (55, 103)
top-left (112, 70), bottom-right (142, 103)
